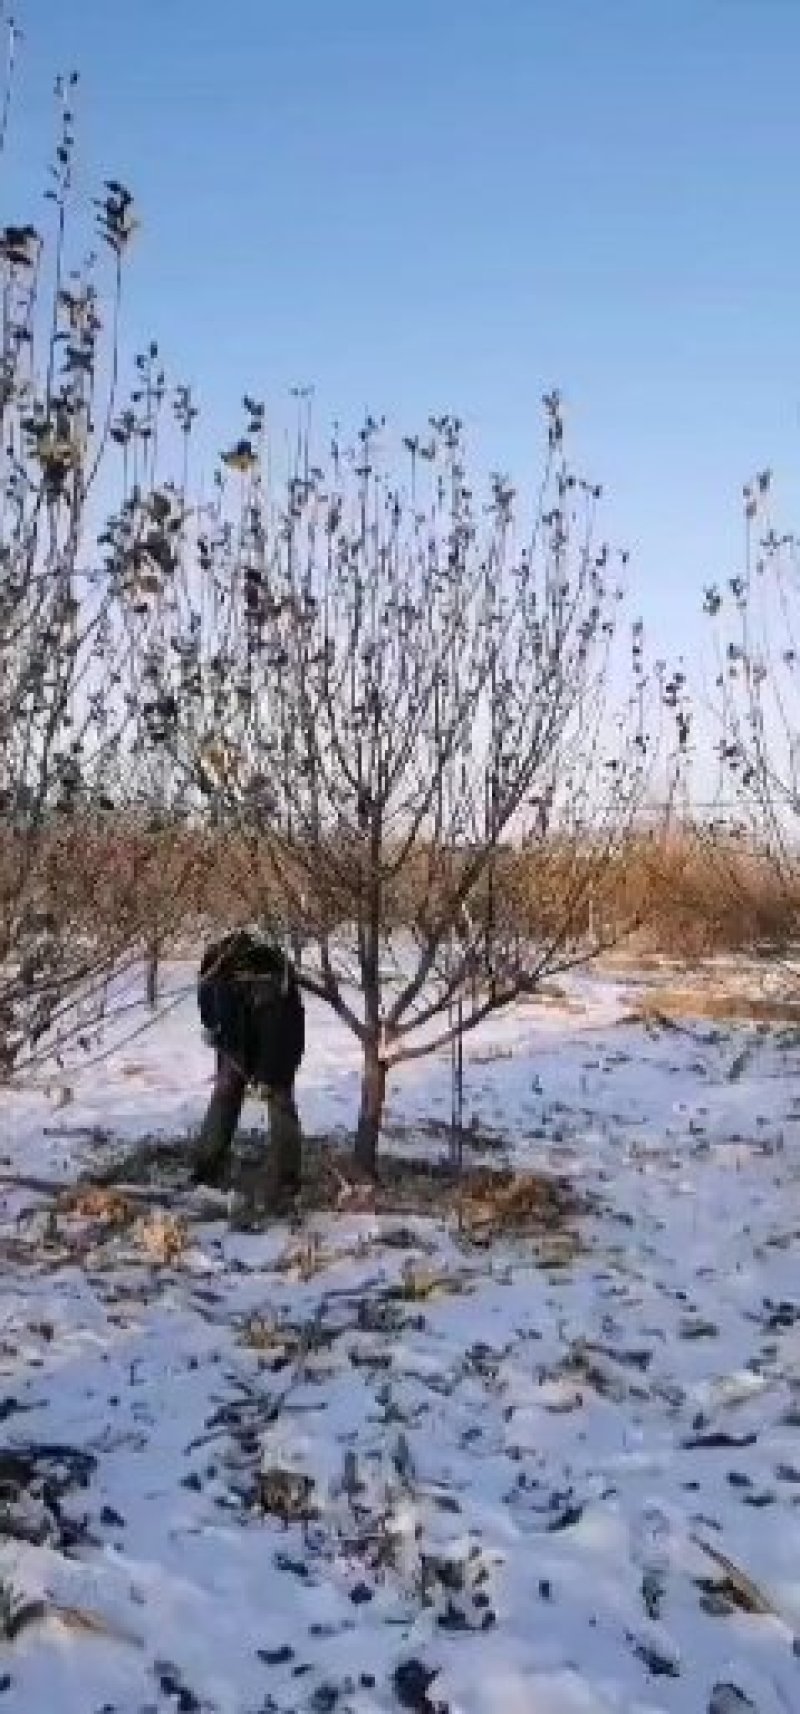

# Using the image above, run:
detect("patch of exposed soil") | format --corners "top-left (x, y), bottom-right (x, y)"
top-left (85, 1132), bottom-right (584, 1237)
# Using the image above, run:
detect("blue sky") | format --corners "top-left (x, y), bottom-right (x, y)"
top-left (7, 0), bottom-right (800, 670)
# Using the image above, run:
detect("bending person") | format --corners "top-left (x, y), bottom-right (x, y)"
top-left (193, 929), bottom-right (305, 1204)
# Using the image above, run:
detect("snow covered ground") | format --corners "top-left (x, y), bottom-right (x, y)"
top-left (0, 962), bottom-right (799, 1714)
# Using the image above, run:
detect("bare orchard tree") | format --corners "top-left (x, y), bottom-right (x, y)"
top-left (144, 394), bottom-right (662, 1172)
top-left (704, 468), bottom-right (800, 932)
top-left (0, 40), bottom-right (144, 1072)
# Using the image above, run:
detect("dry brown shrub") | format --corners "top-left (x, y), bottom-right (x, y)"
top-left (12, 814), bottom-right (796, 979)
top-left (459, 1167), bottom-right (579, 1238)
top-left (499, 824), bottom-right (799, 960)
top-left (133, 1210), bottom-right (188, 1264)
top-left (607, 826), bottom-right (799, 957)
top-left (59, 1186), bottom-right (134, 1227)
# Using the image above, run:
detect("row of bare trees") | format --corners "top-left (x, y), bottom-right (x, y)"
top-left (1, 17), bottom-right (796, 1167)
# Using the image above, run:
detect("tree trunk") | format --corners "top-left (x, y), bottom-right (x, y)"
top-left (145, 934), bottom-right (159, 1009)
top-left (192, 1051), bottom-right (246, 1185)
top-left (354, 1045), bottom-right (386, 1175)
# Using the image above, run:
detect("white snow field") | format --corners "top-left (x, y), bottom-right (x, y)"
top-left (0, 961), bottom-right (798, 1714)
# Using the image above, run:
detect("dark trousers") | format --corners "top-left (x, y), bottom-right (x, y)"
top-left (193, 1051), bottom-right (301, 1198)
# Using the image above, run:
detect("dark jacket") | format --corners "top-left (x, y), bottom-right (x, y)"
top-left (198, 930), bottom-right (305, 1089)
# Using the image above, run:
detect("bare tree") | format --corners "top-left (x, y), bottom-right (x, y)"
top-left (0, 28), bottom-right (148, 1073)
top-left (137, 392), bottom-right (662, 1171)
top-left (704, 467), bottom-right (800, 943)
